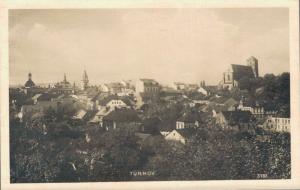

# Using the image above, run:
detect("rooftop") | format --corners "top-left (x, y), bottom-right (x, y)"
top-left (231, 64), bottom-right (255, 81)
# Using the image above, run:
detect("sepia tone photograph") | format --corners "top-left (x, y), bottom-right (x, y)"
top-left (1, 0), bottom-right (299, 189)
top-left (7, 7), bottom-right (292, 183)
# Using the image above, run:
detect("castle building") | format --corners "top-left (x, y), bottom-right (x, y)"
top-left (221, 56), bottom-right (259, 89)
top-left (81, 70), bottom-right (89, 90)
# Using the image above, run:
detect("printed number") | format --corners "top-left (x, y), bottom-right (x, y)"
top-left (257, 174), bottom-right (268, 179)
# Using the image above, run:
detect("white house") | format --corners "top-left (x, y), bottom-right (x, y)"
top-left (262, 117), bottom-right (290, 133)
top-left (164, 129), bottom-right (195, 144)
top-left (99, 84), bottom-right (110, 92)
top-left (197, 87), bottom-right (208, 96)
top-left (106, 99), bottom-right (127, 108)
top-left (32, 93), bottom-right (42, 104)
top-left (165, 130), bottom-right (186, 144)
top-left (95, 95), bottom-right (131, 110)
top-left (73, 109), bottom-right (87, 120)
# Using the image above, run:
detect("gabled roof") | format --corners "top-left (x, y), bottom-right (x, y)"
top-left (82, 110), bottom-right (98, 122)
top-left (209, 96), bottom-right (229, 104)
top-left (221, 111), bottom-right (252, 124)
top-left (177, 111), bottom-right (201, 123)
top-left (103, 108), bottom-right (140, 122)
top-left (97, 95), bottom-right (132, 106)
top-left (95, 106), bottom-right (113, 116)
top-left (224, 98), bottom-right (238, 107)
top-left (231, 64), bottom-right (255, 81)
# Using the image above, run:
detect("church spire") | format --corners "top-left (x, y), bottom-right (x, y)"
top-left (64, 73), bottom-right (67, 83)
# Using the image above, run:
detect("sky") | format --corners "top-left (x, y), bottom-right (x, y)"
top-left (9, 8), bottom-right (289, 86)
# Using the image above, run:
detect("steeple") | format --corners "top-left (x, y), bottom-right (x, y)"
top-left (64, 73), bottom-right (67, 83)
top-left (73, 82), bottom-right (76, 94)
top-left (81, 70), bottom-right (89, 90)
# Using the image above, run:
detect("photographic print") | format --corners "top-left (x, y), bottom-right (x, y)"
top-left (5, 4), bottom-right (296, 186)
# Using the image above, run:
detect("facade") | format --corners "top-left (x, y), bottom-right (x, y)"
top-left (165, 129), bottom-right (195, 144)
top-left (237, 99), bottom-right (277, 118)
top-left (262, 117), bottom-right (290, 133)
top-left (173, 82), bottom-right (186, 91)
top-left (165, 130), bottom-right (186, 144)
top-left (221, 56), bottom-right (259, 89)
top-left (175, 111), bottom-right (206, 129)
top-left (93, 95), bottom-right (132, 110)
top-left (136, 79), bottom-right (160, 96)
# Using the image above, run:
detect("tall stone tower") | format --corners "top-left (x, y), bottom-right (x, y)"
top-left (247, 56), bottom-right (259, 78)
top-left (81, 70), bottom-right (89, 90)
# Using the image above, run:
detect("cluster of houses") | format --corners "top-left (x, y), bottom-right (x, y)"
top-left (10, 57), bottom-right (291, 145)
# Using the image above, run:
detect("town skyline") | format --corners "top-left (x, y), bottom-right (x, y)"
top-left (9, 8), bottom-right (289, 85)
top-left (5, 0), bottom-right (298, 184)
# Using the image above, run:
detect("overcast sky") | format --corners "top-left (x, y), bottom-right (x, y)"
top-left (9, 8), bottom-right (289, 86)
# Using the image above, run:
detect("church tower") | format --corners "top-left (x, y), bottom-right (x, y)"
top-left (247, 56), bottom-right (259, 78)
top-left (81, 70), bottom-right (89, 90)
top-left (24, 72), bottom-right (35, 88)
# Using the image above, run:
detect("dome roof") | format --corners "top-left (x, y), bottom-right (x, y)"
top-left (24, 79), bottom-right (35, 88)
